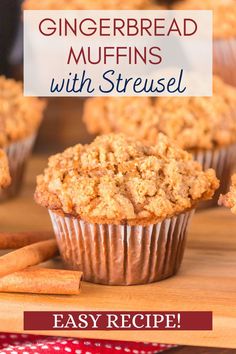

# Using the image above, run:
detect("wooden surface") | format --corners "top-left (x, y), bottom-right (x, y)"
top-left (0, 156), bottom-right (236, 350)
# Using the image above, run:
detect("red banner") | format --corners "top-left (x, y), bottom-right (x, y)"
top-left (24, 311), bottom-right (212, 331)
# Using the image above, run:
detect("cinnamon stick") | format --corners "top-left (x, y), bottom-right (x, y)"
top-left (0, 268), bottom-right (82, 295)
top-left (0, 239), bottom-right (58, 277)
top-left (0, 232), bottom-right (53, 249)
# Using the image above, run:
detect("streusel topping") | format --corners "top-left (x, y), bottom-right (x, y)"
top-left (0, 76), bottom-right (46, 147)
top-left (83, 97), bottom-right (160, 144)
top-left (172, 0), bottom-right (236, 39)
top-left (35, 134), bottom-right (218, 225)
top-left (155, 76), bottom-right (236, 150)
top-left (23, 0), bottom-right (163, 10)
top-left (219, 174), bottom-right (236, 214)
top-left (0, 150), bottom-right (10, 189)
top-left (83, 76), bottom-right (236, 150)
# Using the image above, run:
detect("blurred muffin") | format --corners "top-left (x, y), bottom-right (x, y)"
top-left (84, 76), bottom-right (236, 150)
top-left (0, 76), bottom-right (46, 200)
top-left (154, 76), bottom-right (236, 150)
top-left (172, 0), bottom-right (236, 86)
top-left (219, 174), bottom-right (236, 214)
top-left (23, 0), bottom-right (164, 10)
top-left (173, 0), bottom-right (236, 39)
top-left (154, 78), bottom-right (236, 208)
top-left (0, 150), bottom-right (10, 190)
top-left (84, 97), bottom-right (159, 144)
top-left (35, 133), bottom-right (218, 285)
top-left (83, 76), bottom-right (236, 208)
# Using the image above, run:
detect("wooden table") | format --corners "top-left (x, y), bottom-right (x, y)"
top-left (0, 156), bottom-right (236, 352)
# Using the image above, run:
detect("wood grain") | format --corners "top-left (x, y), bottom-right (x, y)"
top-left (0, 156), bottom-right (236, 349)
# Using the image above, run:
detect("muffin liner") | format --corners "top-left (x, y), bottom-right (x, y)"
top-left (193, 143), bottom-right (236, 208)
top-left (214, 39), bottom-right (236, 87)
top-left (49, 209), bottom-right (194, 286)
top-left (0, 134), bottom-right (36, 201)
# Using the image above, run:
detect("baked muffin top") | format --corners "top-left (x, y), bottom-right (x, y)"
top-left (219, 174), bottom-right (236, 214)
top-left (0, 76), bottom-right (46, 147)
top-left (0, 150), bottom-right (10, 189)
top-left (83, 76), bottom-right (236, 150)
top-left (172, 0), bottom-right (236, 39)
top-left (35, 133), bottom-right (218, 225)
top-left (154, 76), bottom-right (236, 150)
top-left (23, 0), bottom-right (164, 10)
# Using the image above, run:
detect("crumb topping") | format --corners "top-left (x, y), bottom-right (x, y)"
top-left (219, 174), bottom-right (236, 214)
top-left (23, 0), bottom-right (163, 10)
top-left (83, 76), bottom-right (236, 150)
top-left (83, 97), bottom-right (160, 144)
top-left (0, 150), bottom-right (10, 189)
top-left (35, 134), bottom-right (219, 225)
top-left (0, 76), bottom-right (46, 147)
top-left (172, 0), bottom-right (236, 39)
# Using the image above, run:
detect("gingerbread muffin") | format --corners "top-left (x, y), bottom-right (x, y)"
top-left (83, 76), bottom-right (236, 208)
top-left (35, 133), bottom-right (218, 285)
top-left (23, 0), bottom-right (164, 10)
top-left (0, 151), bottom-right (10, 190)
top-left (155, 76), bottom-right (236, 208)
top-left (172, 0), bottom-right (236, 86)
top-left (0, 76), bottom-right (46, 200)
top-left (219, 174), bottom-right (236, 214)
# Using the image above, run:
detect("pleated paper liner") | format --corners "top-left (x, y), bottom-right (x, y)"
top-left (192, 143), bottom-right (236, 209)
top-left (0, 134), bottom-right (36, 201)
top-left (49, 209), bottom-right (194, 286)
top-left (214, 39), bottom-right (236, 87)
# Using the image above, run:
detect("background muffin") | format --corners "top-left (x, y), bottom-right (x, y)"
top-left (0, 76), bottom-right (46, 200)
top-left (155, 77), bottom-right (236, 208)
top-left (23, 0), bottom-right (165, 10)
top-left (219, 174), bottom-right (236, 214)
top-left (0, 150), bottom-right (10, 190)
top-left (84, 97), bottom-right (159, 144)
top-left (172, 0), bottom-right (236, 87)
top-left (35, 133), bottom-right (218, 285)
top-left (154, 76), bottom-right (236, 150)
top-left (83, 76), bottom-right (236, 208)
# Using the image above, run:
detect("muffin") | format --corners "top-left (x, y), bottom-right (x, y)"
top-left (219, 174), bottom-right (236, 213)
top-left (23, 0), bottom-right (164, 10)
top-left (0, 76), bottom-right (46, 200)
top-left (0, 150), bottom-right (11, 190)
top-left (83, 76), bottom-right (236, 208)
top-left (35, 133), bottom-right (218, 285)
top-left (172, 0), bottom-right (236, 86)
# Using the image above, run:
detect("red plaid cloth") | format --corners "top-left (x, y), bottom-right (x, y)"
top-left (0, 334), bottom-right (176, 354)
